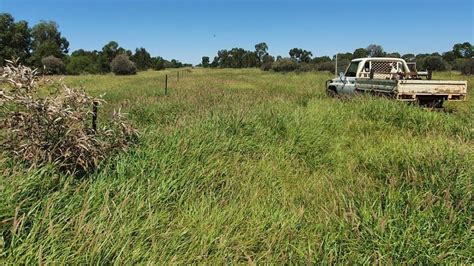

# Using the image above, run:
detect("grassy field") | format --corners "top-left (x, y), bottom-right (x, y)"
top-left (1, 69), bottom-right (473, 264)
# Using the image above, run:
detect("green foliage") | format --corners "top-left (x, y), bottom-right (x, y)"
top-left (366, 44), bottom-right (385, 57)
top-left (212, 48), bottom-right (257, 68)
top-left (131, 47), bottom-right (152, 71)
top-left (260, 54), bottom-right (275, 71)
top-left (423, 56), bottom-right (447, 71)
top-left (271, 58), bottom-right (298, 72)
top-left (41, 55), bottom-right (65, 74)
top-left (30, 21), bottom-right (69, 68)
top-left (66, 49), bottom-right (101, 75)
top-left (452, 42), bottom-right (473, 58)
top-left (312, 56), bottom-right (331, 64)
top-left (458, 58), bottom-right (474, 75)
top-left (289, 48), bottom-right (312, 63)
top-left (402, 53), bottom-right (416, 62)
top-left (0, 13), bottom-right (31, 64)
top-left (111, 54), bottom-right (137, 75)
top-left (151, 56), bottom-right (166, 70)
top-left (352, 48), bottom-right (368, 59)
top-left (317, 61), bottom-right (335, 72)
top-left (201, 56), bottom-right (210, 68)
top-left (255, 42), bottom-right (268, 67)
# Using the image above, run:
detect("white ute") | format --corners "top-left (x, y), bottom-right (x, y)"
top-left (326, 57), bottom-right (467, 107)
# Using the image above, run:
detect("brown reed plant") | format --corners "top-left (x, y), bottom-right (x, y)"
top-left (0, 59), bottom-right (138, 176)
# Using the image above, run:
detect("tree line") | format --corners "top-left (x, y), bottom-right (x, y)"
top-left (201, 43), bottom-right (474, 75)
top-left (1, 13), bottom-right (472, 75)
top-left (0, 13), bottom-right (190, 75)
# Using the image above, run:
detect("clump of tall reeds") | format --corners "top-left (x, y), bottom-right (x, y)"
top-left (0, 59), bottom-right (138, 176)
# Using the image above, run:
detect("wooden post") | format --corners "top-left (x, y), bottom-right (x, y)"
top-left (165, 74), bottom-right (168, 95)
top-left (177, 71), bottom-right (179, 81)
top-left (92, 101), bottom-right (98, 132)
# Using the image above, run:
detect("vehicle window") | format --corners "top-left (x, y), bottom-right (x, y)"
top-left (345, 62), bottom-right (359, 77)
top-left (364, 62), bottom-right (370, 72)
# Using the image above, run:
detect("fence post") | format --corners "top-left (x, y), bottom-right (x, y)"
top-left (177, 71), bottom-right (179, 81)
top-left (165, 74), bottom-right (168, 95)
top-left (92, 101), bottom-right (98, 132)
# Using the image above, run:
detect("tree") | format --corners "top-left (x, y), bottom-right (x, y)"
top-left (242, 50), bottom-right (257, 68)
top-left (99, 41), bottom-right (119, 72)
top-left (271, 58), bottom-right (298, 72)
top-left (402, 53), bottom-right (416, 62)
top-left (201, 56), bottom-right (210, 68)
top-left (442, 51), bottom-right (456, 63)
top-left (41, 55), bottom-right (65, 74)
top-left (352, 48), bottom-right (368, 59)
top-left (423, 56), bottom-right (446, 71)
top-left (317, 61), bottom-right (335, 72)
top-left (0, 13), bottom-right (31, 64)
top-left (255, 42), bottom-right (268, 67)
top-left (289, 48), bottom-right (312, 63)
top-left (111, 54), bottom-right (137, 75)
top-left (260, 54), bottom-right (274, 71)
top-left (452, 42), bottom-right (473, 58)
top-left (335, 52), bottom-right (353, 61)
top-left (366, 44), bottom-right (385, 57)
top-left (151, 56), bottom-right (165, 70)
top-left (459, 58), bottom-right (474, 75)
top-left (386, 52), bottom-right (401, 58)
top-left (30, 21), bottom-right (69, 67)
top-left (132, 47), bottom-right (151, 71)
top-left (66, 50), bottom-right (101, 75)
top-left (312, 56), bottom-right (331, 64)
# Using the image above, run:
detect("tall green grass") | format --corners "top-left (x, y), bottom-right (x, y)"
top-left (1, 69), bottom-right (473, 263)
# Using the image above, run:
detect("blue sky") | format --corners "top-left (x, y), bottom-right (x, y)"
top-left (1, 0), bottom-right (473, 64)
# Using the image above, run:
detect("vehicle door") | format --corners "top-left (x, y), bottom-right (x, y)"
top-left (338, 61), bottom-right (360, 94)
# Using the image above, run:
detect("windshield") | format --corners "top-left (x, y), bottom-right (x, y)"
top-left (345, 62), bottom-right (360, 77)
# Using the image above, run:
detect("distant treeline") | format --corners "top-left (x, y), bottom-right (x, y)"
top-left (0, 13), bottom-right (191, 75)
top-left (201, 43), bottom-right (474, 74)
top-left (1, 12), bottom-right (472, 75)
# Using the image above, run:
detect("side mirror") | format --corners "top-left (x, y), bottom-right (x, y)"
top-left (339, 72), bottom-right (346, 84)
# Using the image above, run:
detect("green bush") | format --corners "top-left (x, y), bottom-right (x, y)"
top-left (260, 55), bottom-right (274, 71)
top-left (317, 61), bottom-right (335, 72)
top-left (422, 56), bottom-right (447, 71)
top-left (296, 63), bottom-right (315, 72)
top-left (66, 55), bottom-right (100, 75)
top-left (457, 58), bottom-right (474, 75)
top-left (41, 55), bottom-right (65, 74)
top-left (111, 54), bottom-right (137, 75)
top-left (271, 58), bottom-right (298, 72)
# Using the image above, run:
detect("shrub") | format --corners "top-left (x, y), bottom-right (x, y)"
top-left (0, 59), bottom-right (138, 175)
top-left (111, 54), bottom-right (137, 75)
top-left (296, 63), bottom-right (315, 72)
top-left (41, 55), bottom-right (66, 74)
top-left (66, 55), bottom-right (100, 75)
top-left (271, 58), bottom-right (298, 72)
top-left (317, 61), bottom-right (335, 72)
top-left (457, 58), bottom-right (474, 75)
top-left (260, 55), bottom-right (275, 71)
top-left (422, 56), bottom-right (447, 71)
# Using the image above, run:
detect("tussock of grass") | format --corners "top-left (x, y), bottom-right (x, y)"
top-left (1, 69), bottom-right (473, 263)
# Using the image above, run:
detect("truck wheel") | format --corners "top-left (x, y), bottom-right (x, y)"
top-left (326, 87), bottom-right (337, 97)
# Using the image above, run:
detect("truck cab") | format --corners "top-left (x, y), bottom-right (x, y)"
top-left (327, 57), bottom-right (409, 95)
top-left (326, 57), bottom-right (467, 107)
